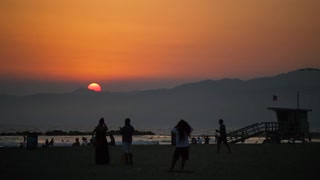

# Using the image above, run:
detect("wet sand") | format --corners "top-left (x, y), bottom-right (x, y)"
top-left (1, 143), bottom-right (319, 180)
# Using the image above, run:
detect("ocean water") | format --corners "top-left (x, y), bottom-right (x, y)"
top-left (2, 134), bottom-right (307, 148)
top-left (1, 128), bottom-right (319, 147)
top-left (0, 128), bottom-right (217, 147)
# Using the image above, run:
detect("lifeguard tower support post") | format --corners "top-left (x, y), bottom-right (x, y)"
top-left (267, 107), bottom-right (311, 143)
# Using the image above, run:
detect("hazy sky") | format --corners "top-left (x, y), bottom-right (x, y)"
top-left (1, 0), bottom-right (320, 95)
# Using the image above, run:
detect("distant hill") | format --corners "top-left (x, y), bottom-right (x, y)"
top-left (0, 68), bottom-right (319, 131)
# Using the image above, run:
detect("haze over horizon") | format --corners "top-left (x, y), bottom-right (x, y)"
top-left (0, 68), bottom-right (318, 96)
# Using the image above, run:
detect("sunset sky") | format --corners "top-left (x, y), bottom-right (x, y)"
top-left (1, 0), bottom-right (319, 95)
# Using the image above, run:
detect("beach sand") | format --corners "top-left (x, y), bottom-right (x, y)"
top-left (1, 144), bottom-right (320, 180)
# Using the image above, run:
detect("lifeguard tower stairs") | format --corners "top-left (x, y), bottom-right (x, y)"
top-left (226, 122), bottom-right (278, 143)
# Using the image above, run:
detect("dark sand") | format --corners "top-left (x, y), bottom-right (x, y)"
top-left (1, 144), bottom-right (320, 180)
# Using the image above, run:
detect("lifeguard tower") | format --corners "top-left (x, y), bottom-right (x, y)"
top-left (225, 108), bottom-right (311, 144)
top-left (267, 107), bottom-right (311, 143)
top-left (226, 92), bottom-right (311, 143)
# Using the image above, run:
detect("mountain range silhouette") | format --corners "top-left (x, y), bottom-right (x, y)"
top-left (1, 68), bottom-right (319, 131)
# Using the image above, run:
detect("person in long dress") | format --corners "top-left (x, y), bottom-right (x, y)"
top-left (93, 117), bottom-right (110, 164)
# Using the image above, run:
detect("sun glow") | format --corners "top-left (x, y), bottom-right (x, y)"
top-left (88, 83), bottom-right (101, 92)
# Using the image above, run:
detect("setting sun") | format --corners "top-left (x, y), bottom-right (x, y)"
top-left (88, 83), bottom-right (101, 92)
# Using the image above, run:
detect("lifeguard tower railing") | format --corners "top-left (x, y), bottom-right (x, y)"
top-left (226, 122), bottom-right (279, 143)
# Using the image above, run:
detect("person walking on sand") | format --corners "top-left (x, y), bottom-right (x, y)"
top-left (93, 117), bottom-right (110, 165)
top-left (170, 119), bottom-right (193, 171)
top-left (120, 118), bottom-right (135, 165)
top-left (216, 119), bottom-right (231, 153)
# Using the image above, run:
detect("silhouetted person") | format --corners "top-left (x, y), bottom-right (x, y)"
top-left (204, 136), bottom-right (210, 144)
top-left (20, 136), bottom-right (26, 147)
top-left (197, 137), bottom-right (202, 144)
top-left (43, 139), bottom-right (49, 147)
top-left (120, 118), bottom-right (134, 165)
top-left (170, 119), bottom-right (193, 171)
top-left (308, 133), bottom-right (312, 142)
top-left (49, 138), bottom-right (54, 147)
top-left (93, 117), bottom-right (110, 165)
top-left (73, 138), bottom-right (80, 146)
top-left (191, 137), bottom-right (197, 144)
top-left (263, 137), bottom-right (270, 144)
top-left (82, 137), bottom-right (88, 146)
top-left (216, 119), bottom-right (231, 153)
top-left (109, 134), bottom-right (116, 146)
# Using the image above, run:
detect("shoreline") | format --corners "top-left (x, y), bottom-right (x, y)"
top-left (1, 134), bottom-right (320, 148)
top-left (2, 131), bottom-right (320, 138)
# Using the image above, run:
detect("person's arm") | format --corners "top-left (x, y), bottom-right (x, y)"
top-left (105, 123), bottom-right (109, 131)
top-left (93, 126), bottom-right (97, 135)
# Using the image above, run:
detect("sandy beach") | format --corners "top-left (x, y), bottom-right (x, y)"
top-left (1, 144), bottom-right (320, 180)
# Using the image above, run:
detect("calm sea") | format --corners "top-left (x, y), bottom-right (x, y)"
top-left (1, 128), bottom-right (318, 147)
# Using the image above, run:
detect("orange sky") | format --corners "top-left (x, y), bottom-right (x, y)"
top-left (1, 0), bottom-right (320, 93)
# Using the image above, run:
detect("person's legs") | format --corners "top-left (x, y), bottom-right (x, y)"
top-left (181, 147), bottom-right (189, 170)
top-left (225, 143), bottom-right (231, 153)
top-left (170, 148), bottom-right (180, 170)
top-left (122, 142), bottom-right (129, 165)
top-left (217, 137), bottom-right (221, 153)
top-left (170, 159), bottom-right (177, 170)
top-left (128, 153), bottom-right (133, 165)
top-left (127, 143), bottom-right (133, 165)
top-left (181, 159), bottom-right (186, 170)
top-left (222, 138), bottom-right (231, 153)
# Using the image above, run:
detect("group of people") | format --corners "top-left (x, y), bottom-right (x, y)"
top-left (92, 117), bottom-right (134, 165)
top-left (42, 138), bottom-right (54, 148)
top-left (191, 136), bottom-right (211, 144)
top-left (92, 117), bottom-right (231, 171)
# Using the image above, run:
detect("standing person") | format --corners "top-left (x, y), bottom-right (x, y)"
top-left (215, 119), bottom-right (231, 153)
top-left (204, 136), bottom-right (210, 144)
top-left (43, 139), bottom-right (49, 147)
top-left (120, 118), bottom-right (134, 165)
top-left (72, 138), bottom-right (80, 146)
top-left (197, 137), bottom-right (203, 144)
top-left (170, 119), bottom-right (193, 171)
top-left (49, 138), bottom-right (54, 147)
top-left (93, 117), bottom-right (110, 165)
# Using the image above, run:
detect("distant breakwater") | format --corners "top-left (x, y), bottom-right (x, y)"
top-left (0, 130), bottom-right (155, 136)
